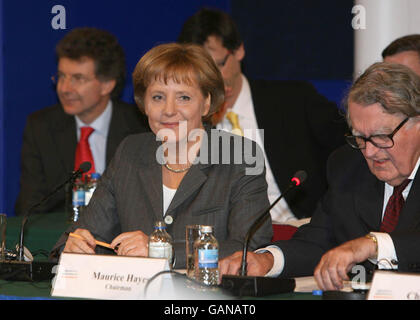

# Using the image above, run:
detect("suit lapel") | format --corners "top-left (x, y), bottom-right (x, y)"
top-left (106, 102), bottom-right (128, 165)
top-left (51, 109), bottom-right (77, 173)
top-left (395, 169), bottom-right (420, 232)
top-left (354, 169), bottom-right (384, 231)
top-left (249, 80), bottom-right (285, 178)
top-left (165, 128), bottom-right (213, 218)
top-left (136, 137), bottom-right (164, 222)
top-left (250, 81), bottom-right (264, 129)
top-left (165, 164), bottom-right (208, 217)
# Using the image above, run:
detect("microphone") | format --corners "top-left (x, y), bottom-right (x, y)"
top-left (75, 162), bottom-right (92, 176)
top-left (17, 161), bottom-right (91, 261)
top-left (221, 170), bottom-right (307, 297)
top-left (0, 162), bottom-right (91, 282)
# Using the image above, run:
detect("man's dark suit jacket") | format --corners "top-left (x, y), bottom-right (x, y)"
top-left (275, 144), bottom-right (420, 277)
top-left (249, 79), bottom-right (348, 219)
top-left (51, 130), bottom-right (273, 268)
top-left (15, 100), bottom-right (148, 216)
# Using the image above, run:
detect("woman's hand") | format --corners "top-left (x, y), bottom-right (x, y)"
top-left (63, 228), bottom-right (96, 254)
top-left (111, 231), bottom-right (149, 257)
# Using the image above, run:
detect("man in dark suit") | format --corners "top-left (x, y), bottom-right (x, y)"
top-left (177, 8), bottom-right (347, 222)
top-left (219, 62), bottom-right (420, 291)
top-left (15, 28), bottom-right (147, 216)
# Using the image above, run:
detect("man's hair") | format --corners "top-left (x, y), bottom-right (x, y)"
top-left (345, 62), bottom-right (420, 126)
top-left (132, 43), bottom-right (225, 121)
top-left (381, 34), bottom-right (420, 59)
top-left (56, 27), bottom-right (126, 98)
top-left (177, 8), bottom-right (242, 51)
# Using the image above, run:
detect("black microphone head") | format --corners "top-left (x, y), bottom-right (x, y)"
top-left (79, 161), bottom-right (92, 173)
top-left (291, 170), bottom-right (307, 186)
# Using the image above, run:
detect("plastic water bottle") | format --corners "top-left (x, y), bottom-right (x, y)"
top-left (85, 172), bottom-right (100, 205)
top-left (194, 225), bottom-right (219, 286)
top-left (70, 178), bottom-right (85, 222)
top-left (148, 221), bottom-right (173, 264)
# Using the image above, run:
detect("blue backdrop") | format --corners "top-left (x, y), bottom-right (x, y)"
top-left (230, 0), bottom-right (354, 104)
top-left (0, 0), bottom-right (353, 216)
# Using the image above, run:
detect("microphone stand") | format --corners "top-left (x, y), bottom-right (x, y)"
top-left (240, 181), bottom-right (295, 276)
top-left (0, 164), bottom-right (89, 281)
top-left (17, 169), bottom-right (83, 261)
top-left (221, 171), bottom-right (306, 297)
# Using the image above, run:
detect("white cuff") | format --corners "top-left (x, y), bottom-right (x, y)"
top-left (369, 232), bottom-right (398, 269)
top-left (255, 245), bottom-right (285, 277)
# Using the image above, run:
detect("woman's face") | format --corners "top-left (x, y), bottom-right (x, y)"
top-left (144, 78), bottom-right (211, 144)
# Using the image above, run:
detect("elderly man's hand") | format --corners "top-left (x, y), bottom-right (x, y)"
top-left (219, 251), bottom-right (274, 279)
top-left (314, 236), bottom-right (377, 291)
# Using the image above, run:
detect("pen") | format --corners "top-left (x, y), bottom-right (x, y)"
top-left (68, 232), bottom-right (116, 250)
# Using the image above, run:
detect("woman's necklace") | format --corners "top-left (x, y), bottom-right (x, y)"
top-left (164, 162), bottom-right (192, 173)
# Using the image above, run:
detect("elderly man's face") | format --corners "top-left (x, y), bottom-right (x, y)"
top-left (348, 102), bottom-right (420, 186)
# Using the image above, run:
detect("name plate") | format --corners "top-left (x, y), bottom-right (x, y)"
top-left (51, 253), bottom-right (170, 300)
top-left (368, 271), bottom-right (420, 300)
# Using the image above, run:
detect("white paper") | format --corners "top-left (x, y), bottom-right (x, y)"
top-left (368, 271), bottom-right (420, 300)
top-left (51, 253), bottom-right (170, 300)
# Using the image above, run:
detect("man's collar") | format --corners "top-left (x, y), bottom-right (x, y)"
top-left (384, 156), bottom-right (420, 189)
top-left (75, 100), bottom-right (113, 136)
top-left (409, 156), bottom-right (420, 180)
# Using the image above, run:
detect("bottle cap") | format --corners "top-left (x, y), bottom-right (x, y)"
top-left (154, 221), bottom-right (166, 229)
top-left (200, 225), bottom-right (213, 233)
top-left (312, 290), bottom-right (323, 296)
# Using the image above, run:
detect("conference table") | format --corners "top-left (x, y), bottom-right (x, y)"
top-left (1, 212), bottom-right (319, 300)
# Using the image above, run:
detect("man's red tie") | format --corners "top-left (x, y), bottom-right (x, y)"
top-left (380, 179), bottom-right (411, 233)
top-left (74, 126), bottom-right (96, 176)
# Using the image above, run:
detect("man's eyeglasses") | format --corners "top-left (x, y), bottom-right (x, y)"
top-left (51, 72), bottom-right (95, 87)
top-left (345, 117), bottom-right (409, 149)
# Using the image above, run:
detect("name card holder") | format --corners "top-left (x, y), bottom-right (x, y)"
top-left (368, 270), bottom-right (420, 300)
top-left (51, 253), bottom-right (170, 300)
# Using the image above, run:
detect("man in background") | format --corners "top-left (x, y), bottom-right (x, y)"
top-left (15, 27), bottom-right (147, 216)
top-left (178, 8), bottom-right (347, 222)
top-left (382, 34), bottom-right (420, 76)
